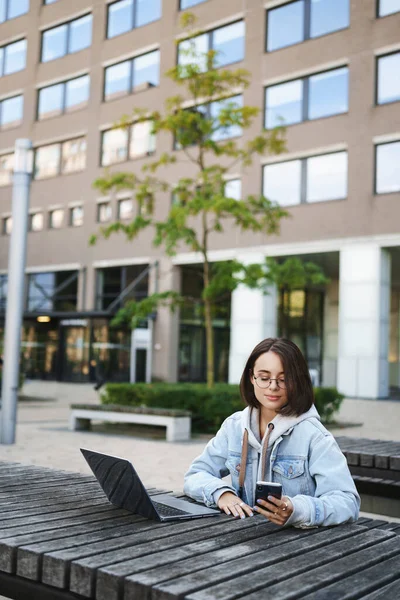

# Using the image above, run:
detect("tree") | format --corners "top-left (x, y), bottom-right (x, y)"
top-left (92, 15), bottom-right (293, 387)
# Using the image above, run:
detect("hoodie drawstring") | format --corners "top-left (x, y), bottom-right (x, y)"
top-left (238, 420), bottom-right (275, 500)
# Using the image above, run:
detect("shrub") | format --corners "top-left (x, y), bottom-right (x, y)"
top-left (102, 383), bottom-right (344, 432)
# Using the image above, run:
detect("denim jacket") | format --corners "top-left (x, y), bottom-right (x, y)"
top-left (184, 405), bottom-right (360, 528)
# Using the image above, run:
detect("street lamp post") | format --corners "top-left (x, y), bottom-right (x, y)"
top-left (0, 139), bottom-right (32, 445)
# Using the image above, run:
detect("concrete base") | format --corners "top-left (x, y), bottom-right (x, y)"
top-left (360, 494), bottom-right (400, 519)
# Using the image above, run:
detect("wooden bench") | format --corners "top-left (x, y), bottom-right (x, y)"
top-left (69, 404), bottom-right (191, 442)
top-left (335, 436), bottom-right (400, 518)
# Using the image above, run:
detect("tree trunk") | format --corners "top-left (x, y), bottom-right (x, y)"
top-left (203, 261), bottom-right (214, 389)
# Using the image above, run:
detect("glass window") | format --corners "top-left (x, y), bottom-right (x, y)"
top-left (3, 216), bottom-right (12, 235)
top-left (49, 209), bottom-right (64, 229)
top-left (378, 0), bottom-right (400, 16)
top-left (41, 24), bottom-right (67, 62)
top-left (38, 83), bottom-right (64, 120)
top-left (265, 80), bottom-right (303, 128)
top-left (27, 270), bottom-right (78, 311)
top-left (65, 75), bottom-right (90, 112)
top-left (306, 152), bottom-right (347, 202)
top-left (180, 0), bottom-right (207, 7)
top-left (213, 21), bottom-right (245, 67)
top-left (41, 15), bottom-right (92, 62)
top-left (34, 144), bottom-right (60, 179)
top-left (136, 0), bottom-right (161, 28)
top-left (376, 141), bottom-right (400, 194)
top-left (61, 138), bottom-right (86, 174)
top-left (104, 60), bottom-right (131, 100)
top-left (70, 206), bottom-right (84, 226)
top-left (377, 53), bottom-right (400, 105)
top-left (1, 0), bottom-right (29, 21)
top-left (44, 0), bottom-right (59, 4)
top-left (178, 33), bottom-right (208, 71)
top-left (30, 213), bottom-right (44, 232)
top-left (107, 0), bottom-right (134, 38)
top-left (101, 129), bottom-right (128, 166)
top-left (129, 121), bottom-right (155, 158)
top-left (310, 0), bottom-right (349, 38)
top-left (3, 39), bottom-right (27, 75)
top-left (133, 50), bottom-right (160, 89)
top-left (263, 160), bottom-right (302, 206)
top-left (97, 202), bottom-right (112, 223)
top-left (0, 94), bottom-right (23, 128)
top-left (118, 198), bottom-right (133, 219)
top-left (0, 153), bottom-right (14, 186)
top-left (267, 1), bottom-right (305, 52)
top-left (308, 67), bottom-right (348, 119)
top-left (211, 95), bottom-right (243, 141)
top-left (68, 15), bottom-right (92, 54)
top-left (224, 179), bottom-right (241, 201)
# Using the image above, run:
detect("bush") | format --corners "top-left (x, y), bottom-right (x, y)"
top-left (102, 383), bottom-right (344, 432)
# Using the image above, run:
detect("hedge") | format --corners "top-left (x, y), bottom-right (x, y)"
top-left (101, 383), bottom-right (344, 433)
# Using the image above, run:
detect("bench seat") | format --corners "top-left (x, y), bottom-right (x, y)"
top-left (69, 404), bottom-right (191, 442)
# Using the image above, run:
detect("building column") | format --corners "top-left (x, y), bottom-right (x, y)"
top-left (322, 280), bottom-right (339, 387)
top-left (337, 244), bottom-right (391, 399)
top-left (228, 254), bottom-right (277, 384)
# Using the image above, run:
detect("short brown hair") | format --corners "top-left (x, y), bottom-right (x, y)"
top-left (239, 337), bottom-right (314, 417)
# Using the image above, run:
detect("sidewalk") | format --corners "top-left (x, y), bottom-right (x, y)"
top-left (0, 382), bottom-right (399, 492)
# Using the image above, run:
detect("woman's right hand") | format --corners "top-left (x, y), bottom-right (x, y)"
top-left (217, 492), bottom-right (254, 518)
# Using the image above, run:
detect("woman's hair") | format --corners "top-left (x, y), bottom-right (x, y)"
top-left (239, 337), bottom-right (314, 417)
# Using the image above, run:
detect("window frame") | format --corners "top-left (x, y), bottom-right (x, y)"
top-left (69, 205), bottom-right (84, 227)
top-left (106, 0), bottom-right (161, 39)
top-left (33, 136), bottom-right (87, 180)
top-left (0, 38), bottom-right (27, 77)
top-left (177, 19), bottom-right (245, 70)
top-left (97, 201), bottom-right (112, 223)
top-left (374, 140), bottom-right (400, 195)
top-left (179, 0), bottom-right (208, 9)
top-left (103, 49), bottom-right (160, 102)
top-left (0, 93), bottom-right (24, 129)
top-left (40, 13), bottom-right (92, 63)
top-left (376, 0), bottom-right (400, 17)
top-left (1, 0), bottom-right (29, 23)
top-left (2, 216), bottom-right (12, 235)
top-left (48, 208), bottom-right (64, 229)
top-left (262, 150), bottom-right (348, 207)
top-left (375, 51), bottom-right (400, 106)
top-left (100, 121), bottom-right (155, 166)
top-left (37, 73), bottom-right (90, 120)
top-left (265, 0), bottom-right (350, 53)
top-left (264, 64), bottom-right (349, 128)
top-left (29, 212), bottom-right (44, 232)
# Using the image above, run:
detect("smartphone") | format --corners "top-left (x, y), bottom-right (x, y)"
top-left (254, 481), bottom-right (282, 506)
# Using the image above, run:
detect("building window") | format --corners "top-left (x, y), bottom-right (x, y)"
top-left (41, 14), bottom-right (92, 63)
top-left (107, 0), bottom-right (161, 39)
top-left (376, 141), bottom-right (400, 194)
top-left (263, 151), bottom-right (347, 206)
top-left (377, 53), bottom-right (400, 105)
top-left (44, 0), bottom-right (60, 4)
top-left (34, 137), bottom-right (86, 179)
top-left (96, 264), bottom-right (148, 311)
top-left (178, 21), bottom-right (245, 69)
top-left (101, 121), bottom-right (155, 166)
top-left (49, 209), bottom-right (64, 229)
top-left (0, 275), bottom-right (7, 311)
top-left (0, 94), bottom-right (23, 129)
top-left (118, 198), bottom-right (134, 219)
top-left (378, 0), bottom-right (400, 16)
top-left (104, 50), bottom-right (160, 101)
top-left (70, 206), bottom-right (84, 227)
top-left (97, 202), bottom-right (112, 223)
top-left (265, 67), bottom-right (348, 128)
top-left (0, 39), bottom-right (27, 77)
top-left (180, 0), bottom-right (207, 7)
top-left (224, 179), bottom-right (241, 201)
top-left (0, 0), bottom-right (29, 22)
top-left (38, 74), bottom-right (90, 120)
top-left (0, 153), bottom-right (14, 186)
top-left (266, 0), bottom-right (350, 52)
top-left (3, 216), bottom-right (12, 235)
top-left (29, 213), bottom-right (44, 232)
top-left (27, 271), bottom-right (78, 311)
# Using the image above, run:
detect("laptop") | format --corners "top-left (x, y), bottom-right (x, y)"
top-left (80, 448), bottom-right (221, 522)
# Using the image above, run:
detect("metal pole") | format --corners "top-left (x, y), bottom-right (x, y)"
top-left (0, 139), bottom-right (32, 444)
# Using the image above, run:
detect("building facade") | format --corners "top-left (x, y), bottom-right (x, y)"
top-left (0, 0), bottom-right (400, 398)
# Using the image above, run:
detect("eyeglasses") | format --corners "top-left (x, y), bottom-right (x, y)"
top-left (253, 375), bottom-right (286, 390)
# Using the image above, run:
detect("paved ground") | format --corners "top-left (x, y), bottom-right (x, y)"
top-left (0, 384), bottom-right (399, 600)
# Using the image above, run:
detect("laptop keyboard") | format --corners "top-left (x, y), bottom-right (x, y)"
top-left (152, 501), bottom-right (191, 517)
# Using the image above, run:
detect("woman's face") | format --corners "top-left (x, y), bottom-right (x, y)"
top-left (250, 351), bottom-right (288, 416)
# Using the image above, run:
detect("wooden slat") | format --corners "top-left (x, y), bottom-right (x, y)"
top-left (361, 577), bottom-right (400, 599)
top-left (152, 528), bottom-right (392, 600)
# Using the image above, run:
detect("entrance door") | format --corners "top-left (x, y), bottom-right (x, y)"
top-left (61, 326), bottom-right (90, 382)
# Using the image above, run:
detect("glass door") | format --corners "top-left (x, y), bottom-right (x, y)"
top-left (61, 326), bottom-right (90, 382)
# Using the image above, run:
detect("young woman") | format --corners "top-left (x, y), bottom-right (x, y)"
top-left (184, 337), bottom-right (360, 528)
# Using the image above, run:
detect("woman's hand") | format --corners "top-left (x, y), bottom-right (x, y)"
top-left (254, 495), bottom-right (293, 525)
top-left (217, 492), bottom-right (254, 518)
